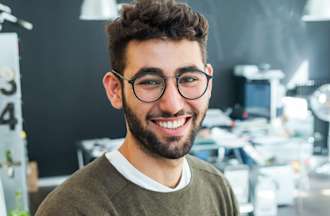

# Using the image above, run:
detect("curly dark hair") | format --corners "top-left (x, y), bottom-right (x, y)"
top-left (107, 0), bottom-right (209, 74)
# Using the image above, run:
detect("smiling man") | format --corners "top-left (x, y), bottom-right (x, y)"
top-left (36, 0), bottom-right (238, 215)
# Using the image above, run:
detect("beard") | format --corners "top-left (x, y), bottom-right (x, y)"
top-left (122, 95), bottom-right (207, 159)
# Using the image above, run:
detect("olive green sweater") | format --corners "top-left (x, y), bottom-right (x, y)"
top-left (36, 154), bottom-right (239, 216)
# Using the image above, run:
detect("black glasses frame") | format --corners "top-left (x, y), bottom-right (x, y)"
top-left (111, 69), bottom-right (213, 103)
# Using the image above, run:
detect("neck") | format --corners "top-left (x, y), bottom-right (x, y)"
top-left (119, 134), bottom-right (184, 188)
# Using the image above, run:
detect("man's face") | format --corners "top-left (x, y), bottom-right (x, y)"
top-left (120, 39), bottom-right (213, 159)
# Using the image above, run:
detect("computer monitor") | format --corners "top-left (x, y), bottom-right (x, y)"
top-left (236, 78), bottom-right (271, 119)
top-left (245, 80), bottom-right (271, 118)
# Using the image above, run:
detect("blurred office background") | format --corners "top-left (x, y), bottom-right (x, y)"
top-left (0, 0), bottom-right (329, 215)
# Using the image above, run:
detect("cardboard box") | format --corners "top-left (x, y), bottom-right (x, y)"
top-left (27, 161), bottom-right (38, 192)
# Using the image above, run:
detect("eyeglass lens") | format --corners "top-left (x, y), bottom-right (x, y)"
top-left (132, 71), bottom-right (209, 102)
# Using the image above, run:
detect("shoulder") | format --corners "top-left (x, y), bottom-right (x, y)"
top-left (186, 155), bottom-right (240, 215)
top-left (186, 154), bottom-right (225, 179)
top-left (36, 155), bottom-right (128, 215)
top-left (57, 154), bottom-right (127, 196)
top-left (186, 154), bottom-right (233, 195)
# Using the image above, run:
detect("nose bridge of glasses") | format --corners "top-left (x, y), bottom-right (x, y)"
top-left (162, 82), bottom-right (186, 111)
top-left (163, 76), bottom-right (181, 94)
top-left (158, 77), bottom-right (185, 111)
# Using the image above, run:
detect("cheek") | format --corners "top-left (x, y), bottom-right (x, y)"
top-left (123, 86), bottom-right (139, 106)
top-left (124, 91), bottom-right (153, 118)
top-left (188, 98), bottom-right (209, 114)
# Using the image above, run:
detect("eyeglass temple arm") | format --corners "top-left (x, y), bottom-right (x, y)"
top-left (111, 69), bottom-right (129, 81)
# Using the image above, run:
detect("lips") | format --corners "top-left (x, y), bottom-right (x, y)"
top-left (149, 115), bottom-right (192, 136)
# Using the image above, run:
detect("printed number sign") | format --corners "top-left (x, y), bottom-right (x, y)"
top-left (0, 73), bottom-right (18, 131)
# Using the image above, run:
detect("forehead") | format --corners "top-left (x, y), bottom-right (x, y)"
top-left (124, 39), bottom-right (204, 77)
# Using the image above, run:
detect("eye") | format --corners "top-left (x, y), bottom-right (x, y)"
top-left (137, 79), bottom-right (162, 86)
top-left (179, 76), bottom-right (199, 83)
top-left (135, 75), bottom-right (164, 90)
top-left (179, 72), bottom-right (202, 85)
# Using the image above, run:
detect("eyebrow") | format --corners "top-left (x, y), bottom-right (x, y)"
top-left (176, 65), bottom-right (204, 75)
top-left (130, 65), bottom-right (204, 80)
top-left (130, 67), bottom-right (164, 80)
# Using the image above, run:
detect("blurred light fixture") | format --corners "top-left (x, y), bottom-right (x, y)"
top-left (0, 3), bottom-right (12, 13)
top-left (303, 0), bottom-right (330, 21)
top-left (0, 3), bottom-right (33, 31)
top-left (80, 0), bottom-right (119, 20)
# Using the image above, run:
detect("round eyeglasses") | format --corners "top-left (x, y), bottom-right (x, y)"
top-left (111, 69), bottom-right (213, 103)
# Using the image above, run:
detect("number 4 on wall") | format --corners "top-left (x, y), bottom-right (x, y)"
top-left (0, 103), bottom-right (18, 131)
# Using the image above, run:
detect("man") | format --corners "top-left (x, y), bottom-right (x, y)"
top-left (36, 0), bottom-right (239, 215)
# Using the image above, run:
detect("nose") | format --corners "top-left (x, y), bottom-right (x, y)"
top-left (158, 79), bottom-right (184, 114)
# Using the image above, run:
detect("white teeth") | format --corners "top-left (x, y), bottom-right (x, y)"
top-left (157, 119), bottom-right (185, 129)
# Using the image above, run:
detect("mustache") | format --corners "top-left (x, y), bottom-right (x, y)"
top-left (147, 109), bottom-right (196, 119)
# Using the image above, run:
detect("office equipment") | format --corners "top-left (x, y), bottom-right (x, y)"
top-left (254, 176), bottom-right (277, 216)
top-left (313, 118), bottom-right (329, 155)
top-left (77, 137), bottom-right (123, 168)
top-left (285, 81), bottom-right (330, 155)
top-left (258, 165), bottom-right (295, 205)
top-left (234, 65), bottom-right (284, 124)
top-left (202, 109), bottom-right (232, 128)
top-left (254, 137), bottom-right (313, 164)
top-left (224, 165), bottom-right (250, 204)
top-left (191, 136), bottom-right (223, 163)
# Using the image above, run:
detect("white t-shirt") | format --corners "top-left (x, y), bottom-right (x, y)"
top-left (105, 150), bottom-right (191, 192)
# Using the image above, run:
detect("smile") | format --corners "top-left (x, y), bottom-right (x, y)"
top-left (156, 119), bottom-right (186, 129)
top-left (150, 116), bottom-right (192, 132)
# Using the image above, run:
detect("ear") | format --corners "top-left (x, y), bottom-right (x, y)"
top-left (205, 63), bottom-right (214, 76)
top-left (205, 63), bottom-right (213, 96)
top-left (103, 72), bottom-right (123, 109)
